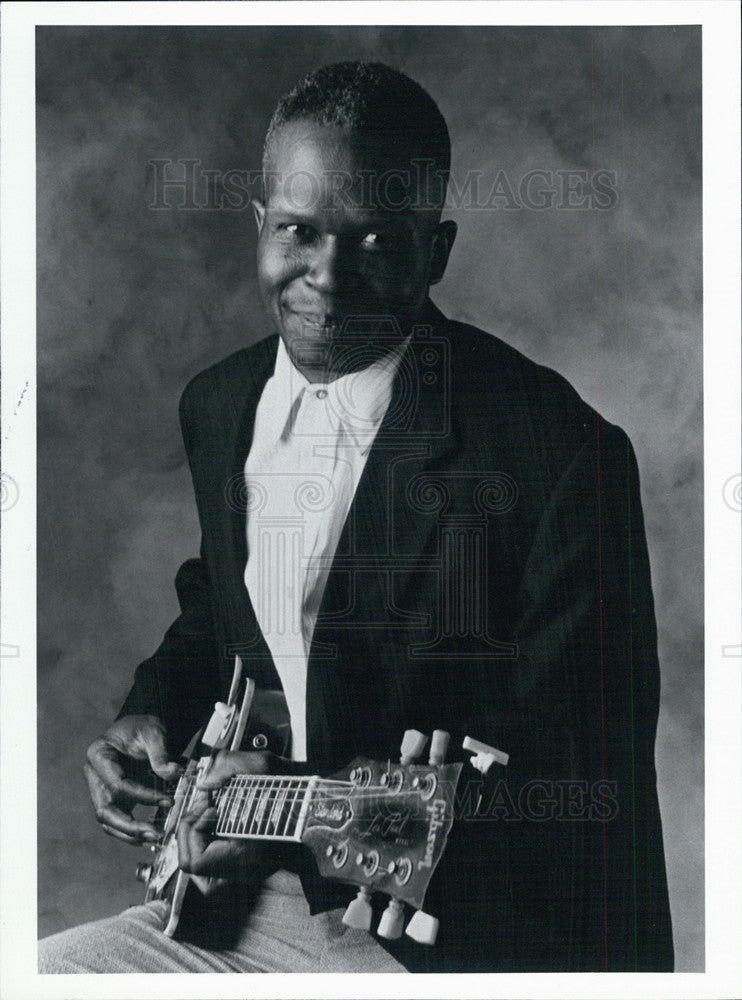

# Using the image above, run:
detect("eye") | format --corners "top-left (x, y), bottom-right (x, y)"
top-left (360, 229), bottom-right (406, 254)
top-left (360, 231), bottom-right (387, 250)
top-left (277, 223), bottom-right (317, 243)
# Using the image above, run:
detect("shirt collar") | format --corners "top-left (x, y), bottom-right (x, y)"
top-left (270, 335), bottom-right (410, 451)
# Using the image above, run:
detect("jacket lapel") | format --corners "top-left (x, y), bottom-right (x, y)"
top-left (306, 307), bottom-right (461, 767)
top-left (313, 303), bottom-right (460, 630)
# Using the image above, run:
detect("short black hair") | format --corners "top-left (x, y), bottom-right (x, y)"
top-left (263, 61), bottom-right (451, 187)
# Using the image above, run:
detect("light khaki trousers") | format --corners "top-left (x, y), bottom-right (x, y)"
top-left (39, 870), bottom-right (404, 974)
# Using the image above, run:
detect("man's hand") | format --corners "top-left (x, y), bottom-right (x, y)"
top-left (177, 750), bottom-right (300, 879)
top-left (84, 714), bottom-right (181, 845)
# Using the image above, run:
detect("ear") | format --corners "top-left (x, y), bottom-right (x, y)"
top-left (251, 197), bottom-right (266, 235)
top-left (428, 220), bottom-right (457, 286)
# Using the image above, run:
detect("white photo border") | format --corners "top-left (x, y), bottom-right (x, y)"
top-left (2, 2), bottom-right (739, 998)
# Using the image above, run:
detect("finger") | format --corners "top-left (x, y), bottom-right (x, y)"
top-left (85, 750), bottom-right (171, 808)
top-left (96, 803), bottom-right (162, 841)
top-left (197, 750), bottom-right (272, 789)
top-left (178, 806), bottom-right (217, 873)
top-left (179, 817), bottom-right (253, 878)
top-left (139, 725), bottom-right (182, 782)
top-left (100, 823), bottom-right (148, 845)
top-left (85, 763), bottom-right (163, 840)
top-left (185, 839), bottom-right (241, 878)
top-left (86, 738), bottom-right (125, 786)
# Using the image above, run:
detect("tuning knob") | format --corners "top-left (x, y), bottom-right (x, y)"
top-left (406, 908), bottom-right (439, 945)
top-left (342, 886), bottom-right (373, 931)
top-left (428, 729), bottom-right (450, 765)
top-left (400, 729), bottom-right (428, 765)
top-left (462, 735), bottom-right (509, 775)
top-left (377, 898), bottom-right (405, 940)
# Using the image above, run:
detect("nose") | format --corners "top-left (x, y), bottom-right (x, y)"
top-left (305, 236), bottom-right (351, 294)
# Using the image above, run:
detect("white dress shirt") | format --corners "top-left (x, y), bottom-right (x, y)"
top-left (244, 336), bottom-right (409, 760)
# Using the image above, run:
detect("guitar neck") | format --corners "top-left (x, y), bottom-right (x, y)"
top-left (213, 774), bottom-right (321, 843)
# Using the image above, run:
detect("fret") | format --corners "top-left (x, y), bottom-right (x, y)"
top-left (211, 775), bottom-right (319, 842)
top-left (235, 777), bottom-right (253, 836)
top-left (238, 777), bottom-right (254, 834)
top-left (268, 780), bottom-right (289, 834)
top-left (277, 781), bottom-right (294, 838)
top-left (266, 779), bottom-right (289, 835)
top-left (218, 781), bottom-right (233, 835)
top-left (218, 778), bottom-right (241, 836)
top-left (230, 781), bottom-right (245, 835)
top-left (294, 776), bottom-right (317, 836)
top-left (283, 779), bottom-right (303, 839)
top-left (250, 777), bottom-right (269, 835)
top-left (231, 776), bottom-right (251, 835)
top-left (229, 779), bottom-right (247, 835)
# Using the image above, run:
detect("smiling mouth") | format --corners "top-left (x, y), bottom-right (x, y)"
top-left (292, 313), bottom-right (345, 331)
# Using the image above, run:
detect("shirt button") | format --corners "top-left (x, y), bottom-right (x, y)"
top-left (315, 389), bottom-right (328, 399)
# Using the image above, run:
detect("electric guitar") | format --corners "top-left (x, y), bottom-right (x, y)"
top-left (135, 656), bottom-right (507, 946)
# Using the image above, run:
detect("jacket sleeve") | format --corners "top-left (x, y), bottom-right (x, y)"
top-left (441, 421), bottom-right (673, 971)
top-left (116, 553), bottom-right (222, 761)
top-left (116, 373), bottom-right (225, 760)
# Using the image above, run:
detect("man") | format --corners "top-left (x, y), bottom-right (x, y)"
top-left (40, 61), bottom-right (673, 973)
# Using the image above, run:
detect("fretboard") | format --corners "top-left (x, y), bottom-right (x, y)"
top-left (213, 774), bottom-right (318, 842)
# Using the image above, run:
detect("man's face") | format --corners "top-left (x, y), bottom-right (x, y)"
top-left (253, 119), bottom-right (455, 382)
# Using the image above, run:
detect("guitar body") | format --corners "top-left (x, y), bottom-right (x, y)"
top-left (141, 685), bottom-right (291, 936)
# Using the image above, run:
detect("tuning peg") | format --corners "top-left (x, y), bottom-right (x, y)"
top-left (463, 735), bottom-right (509, 775)
top-left (400, 729), bottom-right (428, 765)
top-left (406, 909), bottom-right (439, 945)
top-left (377, 898), bottom-right (405, 940)
top-left (342, 886), bottom-right (373, 931)
top-left (428, 729), bottom-right (450, 765)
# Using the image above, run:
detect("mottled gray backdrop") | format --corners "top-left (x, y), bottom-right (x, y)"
top-left (37, 25), bottom-right (703, 970)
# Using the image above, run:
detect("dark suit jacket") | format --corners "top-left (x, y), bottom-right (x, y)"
top-left (119, 300), bottom-right (674, 972)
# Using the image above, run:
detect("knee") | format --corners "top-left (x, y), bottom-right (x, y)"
top-left (38, 927), bottom-right (91, 974)
top-left (38, 904), bottom-right (169, 974)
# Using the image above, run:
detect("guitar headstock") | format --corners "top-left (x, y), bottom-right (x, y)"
top-left (300, 730), bottom-right (463, 944)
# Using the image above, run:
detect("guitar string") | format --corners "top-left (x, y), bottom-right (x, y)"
top-left (162, 778), bottom-right (433, 817)
top-left (169, 781), bottom-right (415, 804)
top-left (166, 778), bottom-right (447, 804)
top-left (157, 772), bottom-right (450, 838)
top-left (169, 775), bottom-right (392, 795)
top-left (156, 778), bottom-right (454, 843)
